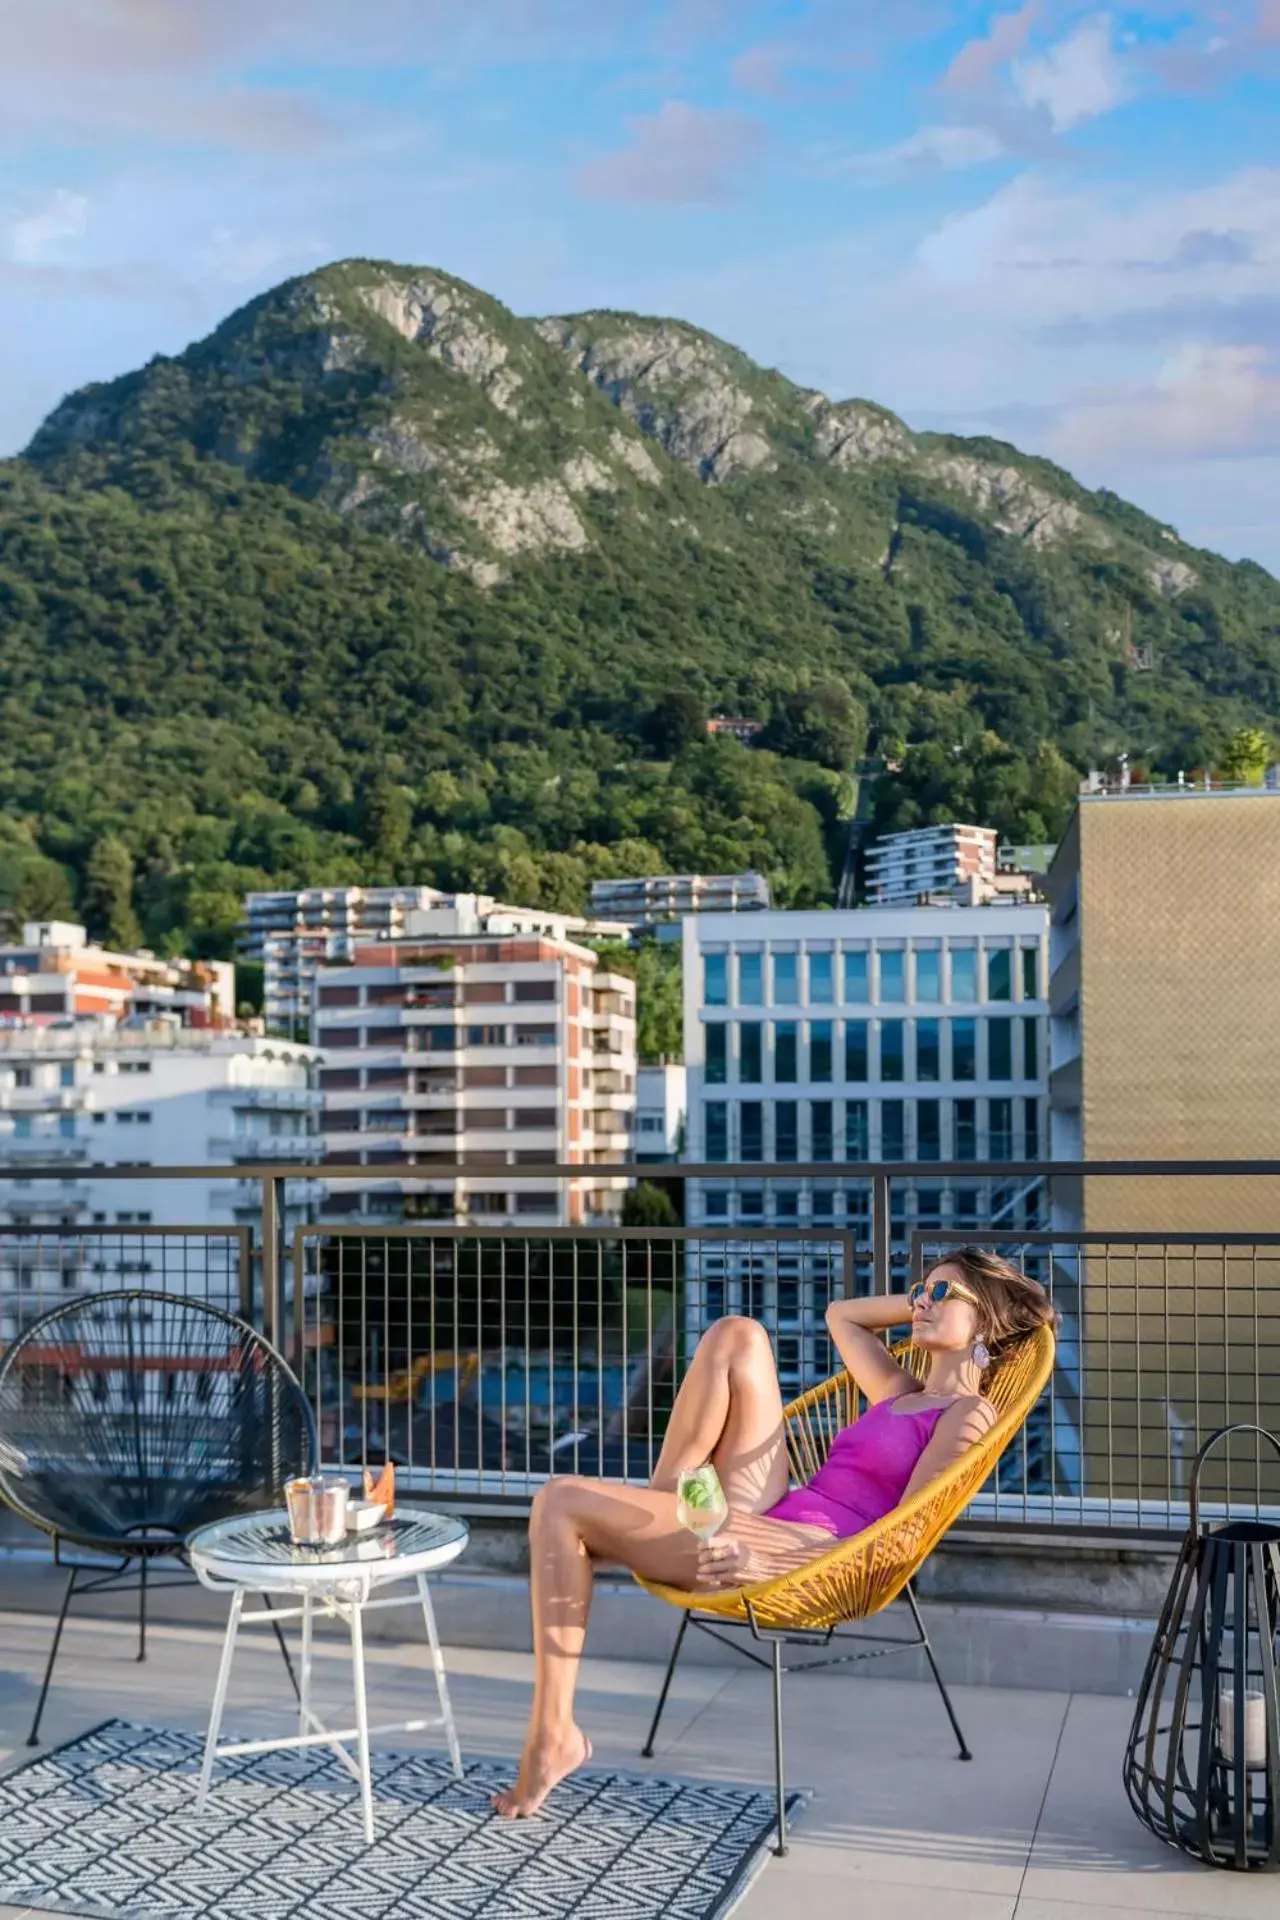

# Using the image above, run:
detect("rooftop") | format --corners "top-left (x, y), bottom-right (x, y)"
top-left (0, 1552), bottom-right (1271, 1920)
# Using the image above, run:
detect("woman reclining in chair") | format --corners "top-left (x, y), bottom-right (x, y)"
top-left (494, 1246), bottom-right (1055, 1817)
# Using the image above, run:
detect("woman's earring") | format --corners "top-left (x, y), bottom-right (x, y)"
top-left (972, 1337), bottom-right (991, 1370)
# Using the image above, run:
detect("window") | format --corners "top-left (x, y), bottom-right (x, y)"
top-left (809, 1020), bottom-right (833, 1082)
top-left (916, 1019), bottom-right (940, 1082)
top-left (740, 1188), bottom-right (764, 1219)
top-left (915, 950), bottom-right (941, 1003)
top-left (13, 1068), bottom-right (30, 1089)
top-left (514, 1108), bottom-right (557, 1129)
top-left (318, 1028), bottom-right (360, 1048)
top-left (705, 1104), bottom-right (728, 1162)
top-left (513, 1064), bottom-right (556, 1087)
top-left (13, 1116), bottom-right (29, 1139)
top-left (774, 1022), bottom-right (798, 1083)
top-left (989, 1097), bottom-right (1013, 1160)
top-left (879, 1019), bottom-right (904, 1082)
top-left (1022, 1016), bottom-right (1039, 1081)
top-left (515, 1191), bottom-right (557, 1214)
top-left (514, 980), bottom-right (555, 1003)
top-left (986, 948), bottom-right (1012, 1002)
top-left (738, 951), bottom-right (764, 1006)
top-left (739, 1023), bottom-right (763, 1084)
top-left (637, 1114), bottom-right (664, 1134)
top-left (741, 1102), bottom-right (765, 1160)
top-left (878, 950), bottom-right (905, 1002)
top-left (705, 1025), bottom-right (728, 1085)
top-left (812, 1188), bottom-right (836, 1222)
top-left (951, 1019), bottom-right (977, 1081)
top-left (60, 1064), bottom-right (74, 1089)
top-left (94, 1062), bottom-right (106, 1075)
top-left (955, 1187), bottom-right (979, 1226)
top-left (808, 950), bottom-right (834, 1003)
top-left (774, 1101), bottom-right (797, 1162)
top-left (514, 1025), bottom-right (555, 1047)
top-left (1021, 946), bottom-right (1040, 1001)
top-left (845, 1019), bottom-right (868, 1081)
top-left (92, 1112), bottom-right (106, 1125)
top-left (704, 1188), bottom-right (730, 1221)
top-left (704, 953), bottom-right (728, 1006)
top-left (136, 1111), bottom-right (152, 1124)
top-left (773, 952), bottom-right (799, 1005)
top-left (58, 1114), bottom-right (75, 1139)
top-left (949, 948), bottom-right (977, 1003)
top-left (1024, 1096), bottom-right (1040, 1161)
top-left (811, 1100), bottom-right (833, 1162)
top-left (470, 1192), bottom-right (509, 1215)
top-left (420, 1026), bottom-right (461, 1051)
top-left (119, 1111), bottom-right (134, 1125)
top-left (988, 1019), bottom-right (1013, 1081)
top-left (845, 1100), bottom-right (869, 1160)
top-left (843, 949), bottom-right (869, 1002)
top-left (954, 1099), bottom-right (977, 1160)
top-left (880, 1101), bottom-right (905, 1159)
top-left (917, 1100), bottom-right (941, 1161)
top-left (319, 985), bottom-right (359, 1007)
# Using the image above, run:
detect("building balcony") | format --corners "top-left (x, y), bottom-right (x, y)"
top-left (0, 1139), bottom-right (90, 1163)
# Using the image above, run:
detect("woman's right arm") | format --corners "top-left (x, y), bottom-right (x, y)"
top-left (825, 1293), bottom-right (917, 1404)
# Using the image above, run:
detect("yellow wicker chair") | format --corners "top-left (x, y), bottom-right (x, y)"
top-left (636, 1323), bottom-right (1056, 1852)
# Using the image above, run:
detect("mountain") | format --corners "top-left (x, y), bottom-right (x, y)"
top-left (2, 257), bottom-right (1278, 966)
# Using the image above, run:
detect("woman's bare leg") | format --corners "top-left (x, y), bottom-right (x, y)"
top-left (494, 1317), bottom-right (795, 1817)
top-left (650, 1315), bottom-right (791, 1512)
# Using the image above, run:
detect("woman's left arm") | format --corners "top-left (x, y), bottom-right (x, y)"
top-left (900, 1397), bottom-right (997, 1502)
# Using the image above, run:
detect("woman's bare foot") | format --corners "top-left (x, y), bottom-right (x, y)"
top-left (491, 1724), bottom-right (593, 1818)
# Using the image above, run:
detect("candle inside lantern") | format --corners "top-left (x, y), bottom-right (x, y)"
top-left (1220, 1686), bottom-right (1269, 1769)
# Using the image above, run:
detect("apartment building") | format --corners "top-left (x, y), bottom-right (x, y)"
top-left (865, 825), bottom-right (998, 906)
top-left (0, 1023), bottom-right (321, 1339)
top-left (588, 872), bottom-right (770, 929)
top-left (251, 889), bottom-right (627, 1032)
top-left (0, 923), bottom-right (234, 1027)
top-left (683, 904), bottom-right (1050, 1391)
top-left (635, 1063), bottom-right (687, 1163)
top-left (1048, 784), bottom-right (1280, 1233)
top-left (316, 915), bottom-right (636, 1224)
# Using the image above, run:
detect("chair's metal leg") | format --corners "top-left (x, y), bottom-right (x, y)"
top-left (265, 1590), bottom-right (301, 1702)
top-left (137, 1556), bottom-right (148, 1663)
top-left (642, 1611), bottom-right (690, 1759)
top-left (416, 1573), bottom-right (462, 1778)
top-left (903, 1584), bottom-right (971, 1761)
top-left (196, 1586), bottom-right (243, 1813)
top-left (770, 1640), bottom-right (788, 1858)
top-left (349, 1600), bottom-right (375, 1845)
top-left (28, 1566), bottom-right (79, 1746)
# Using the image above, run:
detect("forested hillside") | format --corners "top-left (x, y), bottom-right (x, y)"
top-left (0, 257), bottom-right (1276, 958)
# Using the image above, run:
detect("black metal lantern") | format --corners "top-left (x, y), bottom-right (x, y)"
top-left (1124, 1424), bottom-right (1280, 1871)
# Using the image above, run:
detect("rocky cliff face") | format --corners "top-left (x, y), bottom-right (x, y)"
top-left (27, 256), bottom-right (1205, 594)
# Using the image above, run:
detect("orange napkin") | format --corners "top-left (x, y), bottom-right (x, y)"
top-left (363, 1462), bottom-right (395, 1519)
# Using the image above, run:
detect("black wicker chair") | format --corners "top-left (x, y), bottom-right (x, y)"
top-left (0, 1288), bottom-right (318, 1744)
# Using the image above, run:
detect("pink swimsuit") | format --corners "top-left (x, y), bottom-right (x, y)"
top-left (765, 1397), bottom-right (947, 1538)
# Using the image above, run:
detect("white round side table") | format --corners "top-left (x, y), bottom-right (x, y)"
top-left (188, 1504), bottom-right (469, 1843)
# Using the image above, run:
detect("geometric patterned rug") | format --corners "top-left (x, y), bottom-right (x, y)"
top-left (0, 1720), bottom-right (807, 1919)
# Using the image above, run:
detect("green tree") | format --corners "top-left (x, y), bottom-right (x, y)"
top-left (82, 836), bottom-right (141, 948)
top-left (764, 681), bottom-right (869, 771)
top-left (1221, 727), bottom-right (1272, 786)
top-left (364, 777), bottom-right (414, 874)
top-left (621, 1181), bottom-right (680, 1228)
top-left (646, 688), bottom-right (707, 759)
top-left (634, 943), bottom-right (683, 1060)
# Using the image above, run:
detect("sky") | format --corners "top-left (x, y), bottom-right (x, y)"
top-left (3, 0), bottom-right (1279, 571)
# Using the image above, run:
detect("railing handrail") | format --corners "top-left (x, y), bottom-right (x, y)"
top-left (3, 1157), bottom-right (1280, 1181)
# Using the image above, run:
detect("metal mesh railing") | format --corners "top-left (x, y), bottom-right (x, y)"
top-left (912, 1230), bottom-right (1280, 1532)
top-left (295, 1226), bottom-right (856, 1498)
top-left (0, 1227), bottom-right (253, 1347)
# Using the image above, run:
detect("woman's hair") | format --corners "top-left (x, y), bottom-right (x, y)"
top-left (923, 1245), bottom-right (1058, 1371)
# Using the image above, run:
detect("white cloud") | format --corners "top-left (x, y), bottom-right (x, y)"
top-left (1012, 15), bottom-right (1130, 130)
top-left (578, 101), bottom-right (766, 204)
top-left (1050, 343), bottom-right (1280, 465)
top-left (8, 188), bottom-right (88, 264)
top-left (841, 124), bottom-right (1006, 178)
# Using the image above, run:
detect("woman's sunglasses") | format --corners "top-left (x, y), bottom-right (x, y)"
top-left (908, 1276), bottom-right (980, 1310)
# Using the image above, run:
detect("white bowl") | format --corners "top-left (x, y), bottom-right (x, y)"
top-left (345, 1499), bottom-right (387, 1533)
